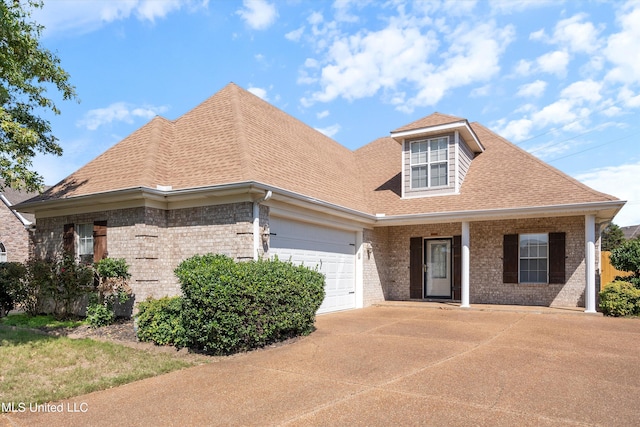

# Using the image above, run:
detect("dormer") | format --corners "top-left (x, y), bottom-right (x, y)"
top-left (390, 113), bottom-right (484, 199)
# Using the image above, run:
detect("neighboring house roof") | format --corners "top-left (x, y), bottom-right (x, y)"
top-left (621, 225), bottom-right (640, 240)
top-left (1, 185), bottom-right (43, 225)
top-left (16, 83), bottom-right (623, 222)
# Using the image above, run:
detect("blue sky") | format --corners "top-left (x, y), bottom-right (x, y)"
top-left (31, 0), bottom-right (640, 226)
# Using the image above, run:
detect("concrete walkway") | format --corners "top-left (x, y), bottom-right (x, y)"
top-left (4, 305), bottom-right (640, 426)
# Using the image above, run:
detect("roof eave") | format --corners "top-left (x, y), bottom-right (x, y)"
top-left (373, 200), bottom-right (627, 227)
top-left (390, 120), bottom-right (484, 153)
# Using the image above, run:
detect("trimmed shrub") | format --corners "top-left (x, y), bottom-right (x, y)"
top-left (599, 281), bottom-right (640, 317)
top-left (95, 257), bottom-right (131, 279)
top-left (176, 254), bottom-right (325, 355)
top-left (136, 296), bottom-right (185, 346)
top-left (0, 262), bottom-right (27, 317)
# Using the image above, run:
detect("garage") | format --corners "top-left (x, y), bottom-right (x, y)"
top-left (269, 217), bottom-right (356, 314)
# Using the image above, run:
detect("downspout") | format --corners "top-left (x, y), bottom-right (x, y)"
top-left (253, 190), bottom-right (272, 260)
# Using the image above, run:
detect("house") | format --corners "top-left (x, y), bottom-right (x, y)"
top-left (15, 83), bottom-right (625, 313)
top-left (0, 186), bottom-right (38, 263)
top-left (621, 225), bottom-right (640, 240)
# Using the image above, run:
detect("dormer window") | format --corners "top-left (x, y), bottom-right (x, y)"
top-left (410, 137), bottom-right (448, 189)
top-left (391, 113), bottom-right (485, 199)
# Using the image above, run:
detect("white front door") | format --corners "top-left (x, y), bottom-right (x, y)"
top-left (425, 239), bottom-right (451, 297)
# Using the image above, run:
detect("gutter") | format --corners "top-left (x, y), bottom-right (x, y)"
top-left (13, 181), bottom-right (626, 228)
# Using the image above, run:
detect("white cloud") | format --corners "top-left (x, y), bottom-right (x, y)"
top-left (237, 0), bottom-right (278, 31)
top-left (302, 16), bottom-right (514, 113)
top-left (35, 0), bottom-right (206, 37)
top-left (552, 14), bottom-right (603, 54)
top-left (536, 50), bottom-right (570, 76)
top-left (560, 79), bottom-right (602, 103)
top-left (315, 124), bottom-right (341, 138)
top-left (605, 0), bottom-right (640, 84)
top-left (618, 87), bottom-right (640, 108)
top-left (490, 0), bottom-right (555, 14)
top-left (247, 87), bottom-right (268, 100)
top-left (575, 162), bottom-right (640, 226)
top-left (316, 110), bottom-right (330, 119)
top-left (77, 102), bottom-right (169, 130)
top-left (516, 80), bottom-right (547, 98)
top-left (513, 59), bottom-right (533, 76)
top-left (285, 26), bottom-right (305, 42)
top-left (492, 118), bottom-right (534, 142)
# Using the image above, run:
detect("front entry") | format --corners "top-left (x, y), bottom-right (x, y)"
top-left (425, 239), bottom-right (452, 298)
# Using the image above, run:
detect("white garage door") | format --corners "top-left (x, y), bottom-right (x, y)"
top-left (269, 217), bottom-right (356, 314)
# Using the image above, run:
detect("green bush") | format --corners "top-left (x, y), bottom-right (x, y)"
top-left (86, 295), bottom-right (114, 328)
top-left (599, 281), bottom-right (640, 317)
top-left (22, 256), bottom-right (94, 318)
top-left (136, 296), bottom-right (185, 346)
top-left (176, 254), bottom-right (325, 355)
top-left (0, 262), bottom-right (27, 317)
top-left (95, 258), bottom-right (131, 279)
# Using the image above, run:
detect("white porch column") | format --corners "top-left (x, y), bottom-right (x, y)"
top-left (461, 221), bottom-right (470, 308)
top-left (585, 214), bottom-right (597, 313)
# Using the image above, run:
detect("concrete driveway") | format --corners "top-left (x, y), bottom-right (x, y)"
top-left (5, 304), bottom-right (640, 426)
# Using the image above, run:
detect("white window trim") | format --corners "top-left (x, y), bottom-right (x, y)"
top-left (409, 136), bottom-right (449, 190)
top-left (77, 223), bottom-right (94, 257)
top-left (519, 233), bottom-right (549, 284)
top-left (0, 243), bottom-right (6, 262)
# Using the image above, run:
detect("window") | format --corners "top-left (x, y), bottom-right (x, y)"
top-left (0, 243), bottom-right (6, 262)
top-left (410, 137), bottom-right (448, 189)
top-left (77, 224), bottom-right (94, 257)
top-left (519, 233), bottom-right (548, 283)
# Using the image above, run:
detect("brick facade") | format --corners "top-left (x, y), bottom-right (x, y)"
top-left (0, 202), bottom-right (31, 263)
top-left (32, 204), bottom-right (597, 310)
top-left (33, 203), bottom-right (255, 304)
top-left (366, 216), bottom-right (595, 307)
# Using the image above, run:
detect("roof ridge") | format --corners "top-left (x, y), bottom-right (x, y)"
top-left (229, 84), bottom-right (254, 181)
top-left (470, 122), bottom-right (620, 202)
top-left (140, 117), bottom-right (166, 187)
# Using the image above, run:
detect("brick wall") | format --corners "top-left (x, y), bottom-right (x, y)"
top-left (33, 202), bottom-right (255, 304)
top-left (0, 203), bottom-right (30, 262)
top-left (368, 216), bottom-right (592, 307)
top-left (363, 228), bottom-right (387, 306)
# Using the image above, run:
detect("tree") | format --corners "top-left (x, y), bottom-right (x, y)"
top-left (609, 238), bottom-right (640, 288)
top-left (0, 0), bottom-right (77, 192)
top-left (602, 223), bottom-right (626, 251)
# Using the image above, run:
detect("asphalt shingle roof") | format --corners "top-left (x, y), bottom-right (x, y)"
top-left (26, 83), bottom-right (620, 217)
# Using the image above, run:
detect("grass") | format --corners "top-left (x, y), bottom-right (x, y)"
top-left (0, 313), bottom-right (85, 329)
top-left (0, 325), bottom-right (203, 407)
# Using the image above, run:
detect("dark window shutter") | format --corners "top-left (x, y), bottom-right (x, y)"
top-left (452, 235), bottom-right (462, 300)
top-left (549, 232), bottom-right (566, 284)
top-left (503, 234), bottom-right (519, 284)
top-left (93, 221), bottom-right (108, 262)
top-left (409, 237), bottom-right (423, 299)
top-left (63, 223), bottom-right (75, 254)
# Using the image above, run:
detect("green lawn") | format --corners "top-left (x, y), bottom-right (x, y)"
top-left (0, 326), bottom-right (204, 406)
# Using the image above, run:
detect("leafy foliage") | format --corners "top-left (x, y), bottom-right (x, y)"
top-left (95, 258), bottom-right (131, 279)
top-left (0, 262), bottom-right (27, 316)
top-left (175, 254), bottom-right (325, 355)
top-left (86, 295), bottom-right (114, 328)
top-left (22, 256), bottom-right (93, 318)
top-left (609, 238), bottom-right (640, 288)
top-left (136, 296), bottom-right (185, 346)
top-left (89, 258), bottom-right (133, 328)
top-left (599, 281), bottom-right (640, 317)
top-left (0, 0), bottom-right (77, 192)
top-left (601, 223), bottom-right (626, 251)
